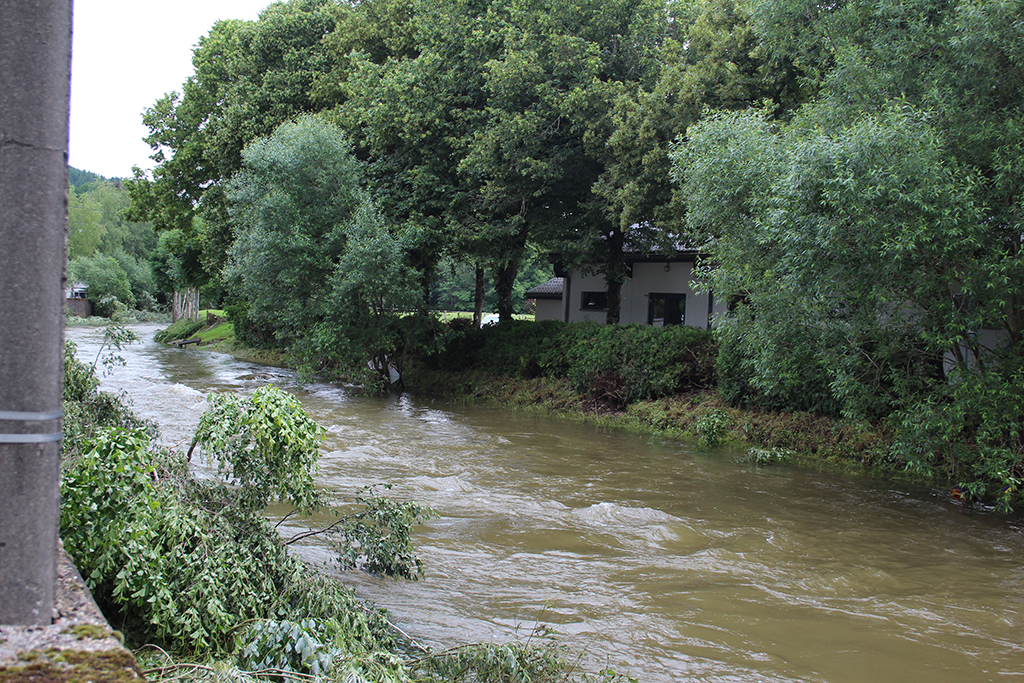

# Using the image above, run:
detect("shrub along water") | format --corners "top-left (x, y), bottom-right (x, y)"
top-left (404, 319), bottom-right (1020, 511)
top-left (154, 308), bottom-right (1022, 510)
top-left (412, 319), bottom-right (716, 411)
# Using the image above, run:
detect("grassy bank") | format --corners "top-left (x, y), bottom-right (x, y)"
top-left (407, 366), bottom-right (901, 482)
top-left (153, 309), bottom-right (232, 344)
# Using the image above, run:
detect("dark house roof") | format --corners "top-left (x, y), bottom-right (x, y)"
top-left (524, 277), bottom-right (564, 300)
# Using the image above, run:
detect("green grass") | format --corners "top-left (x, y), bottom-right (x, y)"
top-left (155, 310), bottom-right (234, 345)
top-left (196, 321), bottom-right (234, 343)
top-left (433, 311), bottom-right (535, 322)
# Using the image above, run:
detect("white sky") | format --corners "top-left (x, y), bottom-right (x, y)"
top-left (69, 0), bottom-right (273, 179)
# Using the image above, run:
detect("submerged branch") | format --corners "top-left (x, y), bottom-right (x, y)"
top-left (283, 516), bottom-right (348, 546)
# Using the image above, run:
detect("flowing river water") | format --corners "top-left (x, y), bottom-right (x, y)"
top-left (67, 324), bottom-right (1024, 682)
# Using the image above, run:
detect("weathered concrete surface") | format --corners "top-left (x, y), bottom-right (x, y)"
top-left (0, 544), bottom-right (144, 681)
top-left (0, 0), bottom-right (71, 625)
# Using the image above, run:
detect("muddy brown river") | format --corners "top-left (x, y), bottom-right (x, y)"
top-left (68, 324), bottom-right (1024, 682)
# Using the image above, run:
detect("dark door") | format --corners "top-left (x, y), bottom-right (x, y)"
top-left (648, 293), bottom-right (685, 326)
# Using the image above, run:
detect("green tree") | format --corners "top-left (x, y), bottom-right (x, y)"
top-left (70, 254), bottom-right (137, 316)
top-left (673, 0), bottom-right (1024, 506)
top-left (88, 182), bottom-right (158, 262)
top-left (224, 115), bottom-right (406, 362)
top-left (321, 203), bottom-right (422, 386)
top-left (190, 385), bottom-right (326, 513)
top-left (675, 105), bottom-right (984, 415)
top-left (67, 190), bottom-right (104, 259)
top-left (68, 180), bottom-right (159, 309)
top-left (339, 0), bottom-right (686, 323)
top-left (127, 0), bottom-right (340, 285)
top-left (68, 166), bottom-right (111, 193)
top-left (333, 0), bottom-right (495, 313)
top-left (452, 0), bottom-right (647, 321)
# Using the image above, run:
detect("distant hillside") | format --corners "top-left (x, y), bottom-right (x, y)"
top-left (69, 166), bottom-right (121, 192)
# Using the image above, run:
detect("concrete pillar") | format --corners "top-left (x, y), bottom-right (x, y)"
top-left (0, 0), bottom-right (72, 625)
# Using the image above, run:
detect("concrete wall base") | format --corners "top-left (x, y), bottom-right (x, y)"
top-left (0, 542), bottom-right (143, 681)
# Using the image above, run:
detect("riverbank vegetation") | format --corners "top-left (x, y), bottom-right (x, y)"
top-left (153, 313), bottom-right (947, 505)
top-left (67, 169), bottom-right (167, 318)
top-left (125, 0), bottom-right (1021, 512)
top-left (401, 321), bottom-right (898, 482)
top-left (61, 334), bottom-right (637, 682)
top-left (154, 303), bottom-right (1018, 511)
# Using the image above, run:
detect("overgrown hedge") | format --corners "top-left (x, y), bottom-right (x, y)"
top-left (414, 320), bottom-right (716, 408)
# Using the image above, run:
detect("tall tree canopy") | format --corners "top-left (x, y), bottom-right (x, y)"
top-left (126, 0), bottom-right (340, 284)
top-left (129, 0), bottom-right (804, 322)
top-left (672, 0), bottom-right (1024, 506)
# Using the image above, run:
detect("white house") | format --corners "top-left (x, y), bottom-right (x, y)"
top-left (526, 251), bottom-right (727, 328)
top-left (524, 277), bottom-right (565, 321)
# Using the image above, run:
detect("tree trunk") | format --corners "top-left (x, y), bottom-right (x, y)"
top-left (184, 288), bottom-right (200, 322)
top-left (1008, 232), bottom-right (1022, 349)
top-left (172, 288), bottom-right (201, 322)
top-left (420, 263), bottom-right (433, 314)
top-left (606, 278), bottom-right (623, 325)
top-left (495, 260), bottom-right (518, 322)
top-left (473, 264), bottom-right (485, 328)
top-left (605, 227), bottom-right (626, 325)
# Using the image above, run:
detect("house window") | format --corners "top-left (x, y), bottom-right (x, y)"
top-left (581, 291), bottom-right (608, 311)
top-left (648, 293), bottom-right (685, 326)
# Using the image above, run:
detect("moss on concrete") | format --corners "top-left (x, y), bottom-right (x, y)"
top-left (61, 624), bottom-right (113, 641)
top-left (0, 648), bottom-right (142, 682)
top-left (0, 545), bottom-right (142, 682)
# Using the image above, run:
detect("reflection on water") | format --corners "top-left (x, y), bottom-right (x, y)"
top-left (68, 324), bottom-right (1024, 683)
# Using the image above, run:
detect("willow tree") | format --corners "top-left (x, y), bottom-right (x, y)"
top-left (225, 116), bottom-right (419, 382)
top-left (224, 116), bottom-right (367, 348)
top-left (673, 0), bottom-right (1024, 508)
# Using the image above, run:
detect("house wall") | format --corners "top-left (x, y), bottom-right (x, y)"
top-left (65, 298), bottom-right (92, 318)
top-left (568, 269), bottom-right (611, 324)
top-left (533, 298), bottom-right (562, 322)
top-left (944, 327), bottom-right (1011, 375)
top-left (564, 262), bottom-right (727, 328)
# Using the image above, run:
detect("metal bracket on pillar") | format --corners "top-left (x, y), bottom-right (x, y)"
top-left (0, 410), bottom-right (64, 443)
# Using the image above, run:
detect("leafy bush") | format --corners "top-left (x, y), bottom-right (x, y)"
top-left (332, 485), bottom-right (437, 580)
top-left (238, 619), bottom-right (338, 675)
top-left (693, 408), bottom-right (732, 448)
top-left (61, 426), bottom-right (393, 653)
top-left (411, 637), bottom-right (639, 683)
top-left (474, 319), bottom-right (570, 378)
top-left (71, 253), bottom-right (137, 313)
top-left (736, 447), bottom-right (794, 465)
top-left (190, 385), bottom-right (326, 513)
top-left (558, 323), bottom-right (717, 404)
top-left (414, 320), bottom-right (716, 407)
top-left (60, 358), bottom-right (407, 655)
top-left (714, 309), bottom-right (841, 416)
top-left (63, 427), bottom-right (256, 651)
top-left (890, 352), bottom-right (1024, 511)
top-left (224, 301), bottom-right (274, 349)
